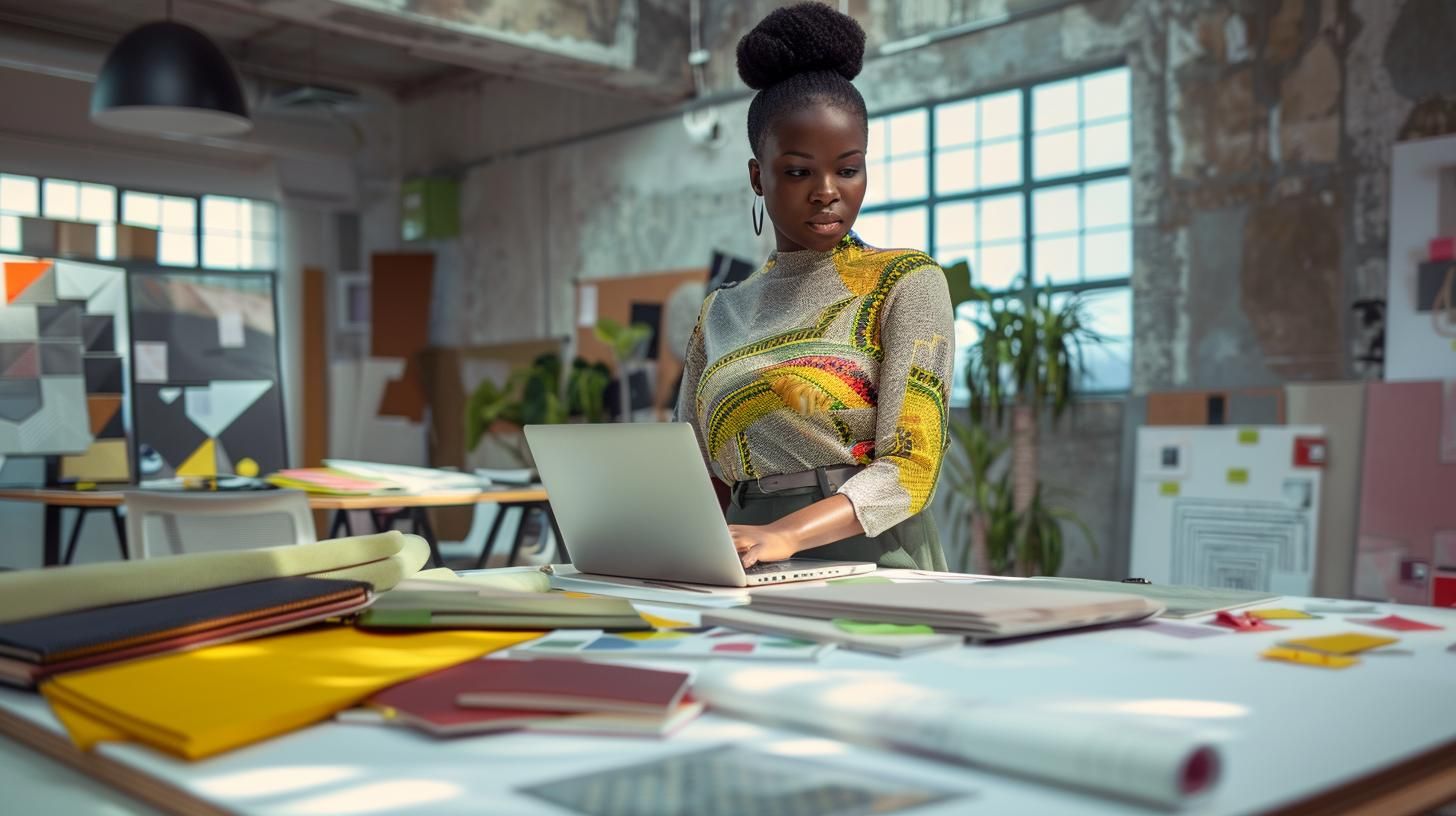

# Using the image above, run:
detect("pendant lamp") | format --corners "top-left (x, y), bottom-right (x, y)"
top-left (90, 5), bottom-right (251, 137)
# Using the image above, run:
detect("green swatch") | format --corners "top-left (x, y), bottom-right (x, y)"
top-left (828, 575), bottom-right (895, 585)
top-left (1227, 468), bottom-right (1249, 485)
top-left (1237, 428), bottom-right (1260, 445)
top-left (832, 619), bottom-right (936, 635)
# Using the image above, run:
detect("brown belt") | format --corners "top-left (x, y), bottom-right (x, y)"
top-left (746, 464), bottom-right (864, 495)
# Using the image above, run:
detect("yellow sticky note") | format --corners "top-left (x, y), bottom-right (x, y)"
top-left (1159, 482), bottom-right (1180, 497)
top-left (617, 630), bottom-right (691, 641)
top-left (1282, 632), bottom-right (1399, 656)
top-left (1262, 647), bottom-right (1359, 669)
top-left (1237, 428), bottom-right (1260, 445)
top-left (639, 612), bottom-right (692, 629)
top-left (1227, 468), bottom-right (1249, 485)
top-left (1248, 608), bottom-right (1318, 620)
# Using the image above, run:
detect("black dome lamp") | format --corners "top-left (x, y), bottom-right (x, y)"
top-left (90, 1), bottom-right (251, 136)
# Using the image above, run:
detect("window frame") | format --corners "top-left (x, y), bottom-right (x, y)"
top-left (858, 60), bottom-right (1133, 398)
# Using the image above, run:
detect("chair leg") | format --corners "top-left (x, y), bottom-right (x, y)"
top-left (61, 508), bottom-right (89, 565)
top-left (111, 507), bottom-right (128, 559)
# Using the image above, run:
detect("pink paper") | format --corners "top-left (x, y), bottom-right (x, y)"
top-left (1349, 614), bottom-right (1444, 632)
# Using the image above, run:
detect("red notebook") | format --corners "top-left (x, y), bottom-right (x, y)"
top-left (368, 659), bottom-right (700, 737)
top-left (453, 658), bottom-right (690, 715)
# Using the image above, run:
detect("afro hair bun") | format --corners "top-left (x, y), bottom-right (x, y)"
top-left (736, 2), bottom-right (866, 91)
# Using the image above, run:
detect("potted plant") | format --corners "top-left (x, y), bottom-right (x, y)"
top-left (593, 317), bottom-right (654, 422)
top-left (465, 353), bottom-right (611, 467)
top-left (957, 279), bottom-right (1104, 576)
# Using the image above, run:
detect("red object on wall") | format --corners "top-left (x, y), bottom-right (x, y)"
top-left (1430, 237), bottom-right (1456, 261)
top-left (1293, 436), bottom-right (1328, 468)
top-left (1434, 576), bottom-right (1456, 608)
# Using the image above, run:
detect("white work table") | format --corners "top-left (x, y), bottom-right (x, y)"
top-left (0, 593), bottom-right (1453, 815)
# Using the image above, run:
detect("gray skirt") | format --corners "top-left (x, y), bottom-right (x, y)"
top-left (727, 481), bottom-right (947, 571)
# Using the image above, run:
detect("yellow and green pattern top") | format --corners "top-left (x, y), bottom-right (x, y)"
top-left (675, 232), bottom-right (954, 538)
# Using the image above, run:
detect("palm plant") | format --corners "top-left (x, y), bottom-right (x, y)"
top-left (593, 317), bottom-right (655, 422)
top-left (465, 353), bottom-right (611, 465)
top-left (960, 278), bottom-right (1105, 575)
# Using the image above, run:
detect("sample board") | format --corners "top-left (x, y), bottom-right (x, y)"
top-left (1131, 426), bottom-right (1326, 596)
top-left (128, 271), bottom-right (286, 480)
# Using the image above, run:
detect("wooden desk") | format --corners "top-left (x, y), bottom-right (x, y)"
top-left (0, 591), bottom-right (1452, 815)
top-left (0, 487), bottom-right (555, 569)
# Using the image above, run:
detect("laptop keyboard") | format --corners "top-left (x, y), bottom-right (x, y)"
top-left (745, 560), bottom-right (816, 574)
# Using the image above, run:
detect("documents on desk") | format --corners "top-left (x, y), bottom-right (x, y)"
top-left (359, 576), bottom-right (650, 630)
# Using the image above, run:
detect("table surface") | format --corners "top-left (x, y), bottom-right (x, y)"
top-left (0, 487), bottom-right (549, 510)
top-left (0, 591), bottom-right (1454, 816)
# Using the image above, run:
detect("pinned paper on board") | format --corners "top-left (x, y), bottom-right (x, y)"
top-left (578, 284), bottom-right (598, 328)
top-left (1350, 614), bottom-right (1444, 632)
top-left (135, 341), bottom-right (168, 383)
top-left (1281, 632), bottom-right (1398, 655)
top-left (217, 310), bottom-right (245, 349)
top-left (1261, 647), bottom-right (1359, 669)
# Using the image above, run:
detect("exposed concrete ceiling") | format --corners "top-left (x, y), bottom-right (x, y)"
top-left (0, 0), bottom-right (692, 101)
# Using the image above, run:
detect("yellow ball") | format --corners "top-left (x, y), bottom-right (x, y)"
top-left (236, 458), bottom-right (260, 477)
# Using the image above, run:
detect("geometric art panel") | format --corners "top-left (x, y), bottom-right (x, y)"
top-left (1131, 425), bottom-right (1326, 596)
top-left (129, 271), bottom-right (284, 481)
top-left (0, 257), bottom-right (96, 457)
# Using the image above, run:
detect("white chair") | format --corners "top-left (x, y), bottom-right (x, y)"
top-left (122, 490), bottom-right (316, 559)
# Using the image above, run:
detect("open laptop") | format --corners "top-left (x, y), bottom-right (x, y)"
top-left (524, 423), bottom-right (876, 588)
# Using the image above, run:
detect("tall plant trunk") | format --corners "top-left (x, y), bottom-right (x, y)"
top-left (969, 512), bottom-right (989, 575)
top-left (617, 361), bottom-right (631, 423)
top-left (1010, 402), bottom-right (1038, 576)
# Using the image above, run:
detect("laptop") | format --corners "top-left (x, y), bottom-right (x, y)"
top-left (524, 423), bottom-right (876, 588)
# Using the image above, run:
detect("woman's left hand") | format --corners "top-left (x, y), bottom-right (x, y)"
top-left (727, 524), bottom-right (801, 568)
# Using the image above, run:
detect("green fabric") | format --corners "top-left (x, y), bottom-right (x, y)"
top-left (726, 484), bottom-right (947, 571)
top-left (832, 619), bottom-right (936, 635)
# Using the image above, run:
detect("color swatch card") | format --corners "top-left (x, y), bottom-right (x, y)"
top-left (1349, 614), bottom-right (1444, 632)
top-left (1261, 647), bottom-right (1360, 670)
top-left (1281, 633), bottom-right (1399, 656)
top-left (1246, 608), bottom-right (1318, 620)
top-left (513, 628), bottom-right (831, 662)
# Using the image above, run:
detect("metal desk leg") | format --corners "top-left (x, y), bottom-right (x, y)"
top-left (473, 504), bottom-right (513, 570)
top-left (111, 507), bottom-right (128, 559)
top-left (410, 507), bottom-right (443, 568)
top-left (61, 507), bottom-right (91, 565)
top-left (42, 504), bottom-right (62, 567)
top-left (328, 510), bottom-right (353, 539)
top-left (543, 501), bottom-right (569, 564)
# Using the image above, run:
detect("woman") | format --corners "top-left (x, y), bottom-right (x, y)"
top-left (677, 2), bottom-right (954, 572)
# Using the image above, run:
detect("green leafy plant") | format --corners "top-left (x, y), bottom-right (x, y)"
top-left (957, 277), bottom-right (1105, 576)
top-left (593, 317), bottom-right (654, 421)
top-left (465, 353), bottom-right (611, 465)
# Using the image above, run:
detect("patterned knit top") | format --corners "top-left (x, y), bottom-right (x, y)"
top-left (675, 232), bottom-right (955, 538)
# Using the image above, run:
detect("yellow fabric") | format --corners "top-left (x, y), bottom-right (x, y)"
top-left (41, 626), bottom-right (537, 760)
top-left (0, 531), bottom-right (429, 624)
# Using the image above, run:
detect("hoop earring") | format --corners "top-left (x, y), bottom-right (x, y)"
top-left (752, 195), bottom-right (764, 236)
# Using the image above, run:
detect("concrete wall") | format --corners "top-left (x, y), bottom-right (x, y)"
top-left (391, 0), bottom-right (1456, 577)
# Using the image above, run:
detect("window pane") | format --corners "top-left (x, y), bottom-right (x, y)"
top-left (935, 99), bottom-right (976, 148)
top-left (887, 110), bottom-right (928, 157)
top-left (862, 158), bottom-right (888, 207)
top-left (250, 237), bottom-right (276, 270)
top-left (855, 212), bottom-right (888, 248)
top-left (1083, 178), bottom-right (1131, 229)
top-left (0, 215), bottom-right (19, 251)
top-left (1034, 235), bottom-right (1080, 284)
top-left (888, 207), bottom-right (928, 250)
top-left (1033, 186), bottom-right (1080, 235)
top-left (1034, 130), bottom-right (1080, 179)
top-left (162, 197), bottom-right (195, 231)
top-left (251, 201), bottom-right (277, 237)
top-left (935, 146), bottom-right (976, 195)
top-left (1083, 120), bottom-right (1130, 171)
top-left (980, 91), bottom-right (1021, 140)
top-left (1083, 68), bottom-right (1130, 121)
top-left (979, 140), bottom-right (1021, 188)
top-left (203, 233), bottom-right (239, 269)
top-left (978, 243), bottom-right (1023, 290)
top-left (79, 184), bottom-right (116, 223)
top-left (1084, 228), bottom-right (1132, 280)
top-left (43, 180), bottom-right (79, 220)
top-left (887, 156), bottom-right (927, 202)
top-left (0, 175), bottom-right (39, 216)
top-left (160, 232), bottom-right (196, 267)
top-left (935, 202), bottom-right (976, 251)
top-left (96, 223), bottom-right (115, 261)
top-left (203, 196), bottom-right (239, 232)
top-left (1064, 287), bottom-right (1131, 392)
top-left (123, 193), bottom-right (161, 228)
top-left (979, 194), bottom-right (1023, 242)
top-left (1033, 79), bottom-right (1079, 131)
top-left (866, 117), bottom-right (887, 160)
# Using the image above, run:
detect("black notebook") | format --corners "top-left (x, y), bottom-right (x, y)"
top-left (0, 576), bottom-right (371, 664)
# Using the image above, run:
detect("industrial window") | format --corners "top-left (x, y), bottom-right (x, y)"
top-left (856, 65), bottom-right (1134, 400)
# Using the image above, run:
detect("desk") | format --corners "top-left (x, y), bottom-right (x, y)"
top-left (0, 487), bottom-right (554, 569)
top-left (0, 593), bottom-right (1453, 815)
